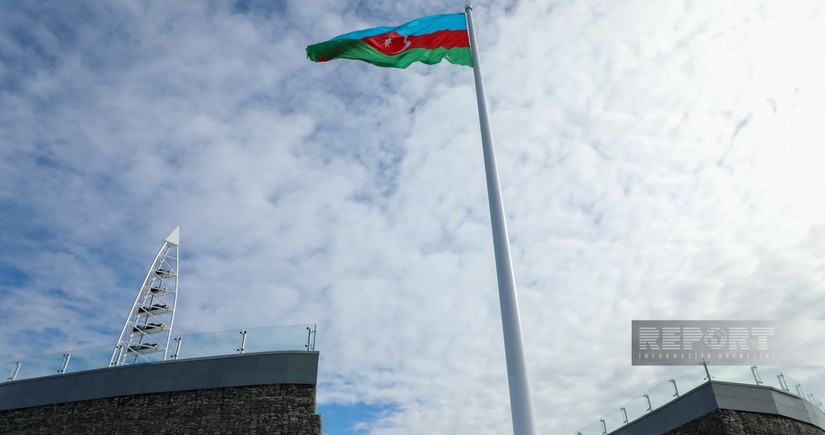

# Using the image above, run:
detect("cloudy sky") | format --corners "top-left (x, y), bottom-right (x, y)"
top-left (2, 0), bottom-right (825, 433)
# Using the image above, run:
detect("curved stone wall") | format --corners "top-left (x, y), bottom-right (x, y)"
top-left (0, 351), bottom-right (321, 434)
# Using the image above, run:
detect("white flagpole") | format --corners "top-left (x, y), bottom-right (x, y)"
top-left (465, 5), bottom-right (537, 435)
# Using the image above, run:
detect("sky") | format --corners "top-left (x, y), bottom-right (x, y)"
top-left (1, 0), bottom-right (825, 433)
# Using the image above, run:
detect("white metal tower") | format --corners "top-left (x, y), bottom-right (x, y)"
top-left (110, 227), bottom-right (180, 366)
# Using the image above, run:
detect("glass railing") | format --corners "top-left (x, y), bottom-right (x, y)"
top-left (2, 324), bottom-right (316, 383)
top-left (573, 364), bottom-right (825, 434)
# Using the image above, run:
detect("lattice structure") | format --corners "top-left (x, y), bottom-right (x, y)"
top-left (110, 227), bottom-right (179, 366)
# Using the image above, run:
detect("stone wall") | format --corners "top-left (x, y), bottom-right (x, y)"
top-left (666, 409), bottom-right (825, 435)
top-left (0, 384), bottom-right (322, 435)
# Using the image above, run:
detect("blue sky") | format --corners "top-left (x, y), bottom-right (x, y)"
top-left (2, 0), bottom-right (825, 433)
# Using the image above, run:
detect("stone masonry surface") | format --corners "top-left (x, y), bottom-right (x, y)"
top-left (666, 409), bottom-right (825, 435)
top-left (0, 384), bottom-right (322, 435)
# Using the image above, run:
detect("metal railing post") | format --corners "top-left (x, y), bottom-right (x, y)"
top-left (57, 353), bottom-right (71, 374)
top-left (171, 337), bottom-right (182, 360)
top-left (701, 360), bottom-right (712, 382)
top-left (305, 325), bottom-right (316, 351)
top-left (751, 366), bottom-right (763, 385)
top-left (7, 361), bottom-right (21, 381)
top-left (237, 330), bottom-right (247, 354)
top-left (669, 379), bottom-right (679, 397)
top-left (110, 344), bottom-right (122, 367)
top-left (777, 373), bottom-right (789, 392)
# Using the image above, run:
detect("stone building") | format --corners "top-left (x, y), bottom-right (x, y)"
top-left (0, 351), bottom-right (322, 434)
top-left (575, 367), bottom-right (825, 435)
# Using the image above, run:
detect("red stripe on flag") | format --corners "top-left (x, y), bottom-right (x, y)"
top-left (361, 29), bottom-right (469, 56)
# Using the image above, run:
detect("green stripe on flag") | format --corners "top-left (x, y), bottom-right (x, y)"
top-left (307, 39), bottom-right (472, 69)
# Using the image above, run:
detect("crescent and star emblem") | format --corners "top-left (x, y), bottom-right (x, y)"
top-left (383, 35), bottom-right (412, 54)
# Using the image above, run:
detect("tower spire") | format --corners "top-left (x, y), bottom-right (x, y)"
top-left (110, 227), bottom-right (180, 366)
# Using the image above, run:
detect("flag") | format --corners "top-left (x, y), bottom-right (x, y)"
top-left (306, 13), bottom-right (471, 69)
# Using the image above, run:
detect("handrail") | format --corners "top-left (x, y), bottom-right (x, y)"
top-left (2, 324), bottom-right (316, 383)
top-left (574, 364), bottom-right (824, 434)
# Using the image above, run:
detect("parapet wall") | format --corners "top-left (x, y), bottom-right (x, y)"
top-left (612, 380), bottom-right (825, 435)
top-left (0, 384), bottom-right (320, 434)
top-left (666, 408), bottom-right (825, 435)
top-left (0, 351), bottom-right (321, 434)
